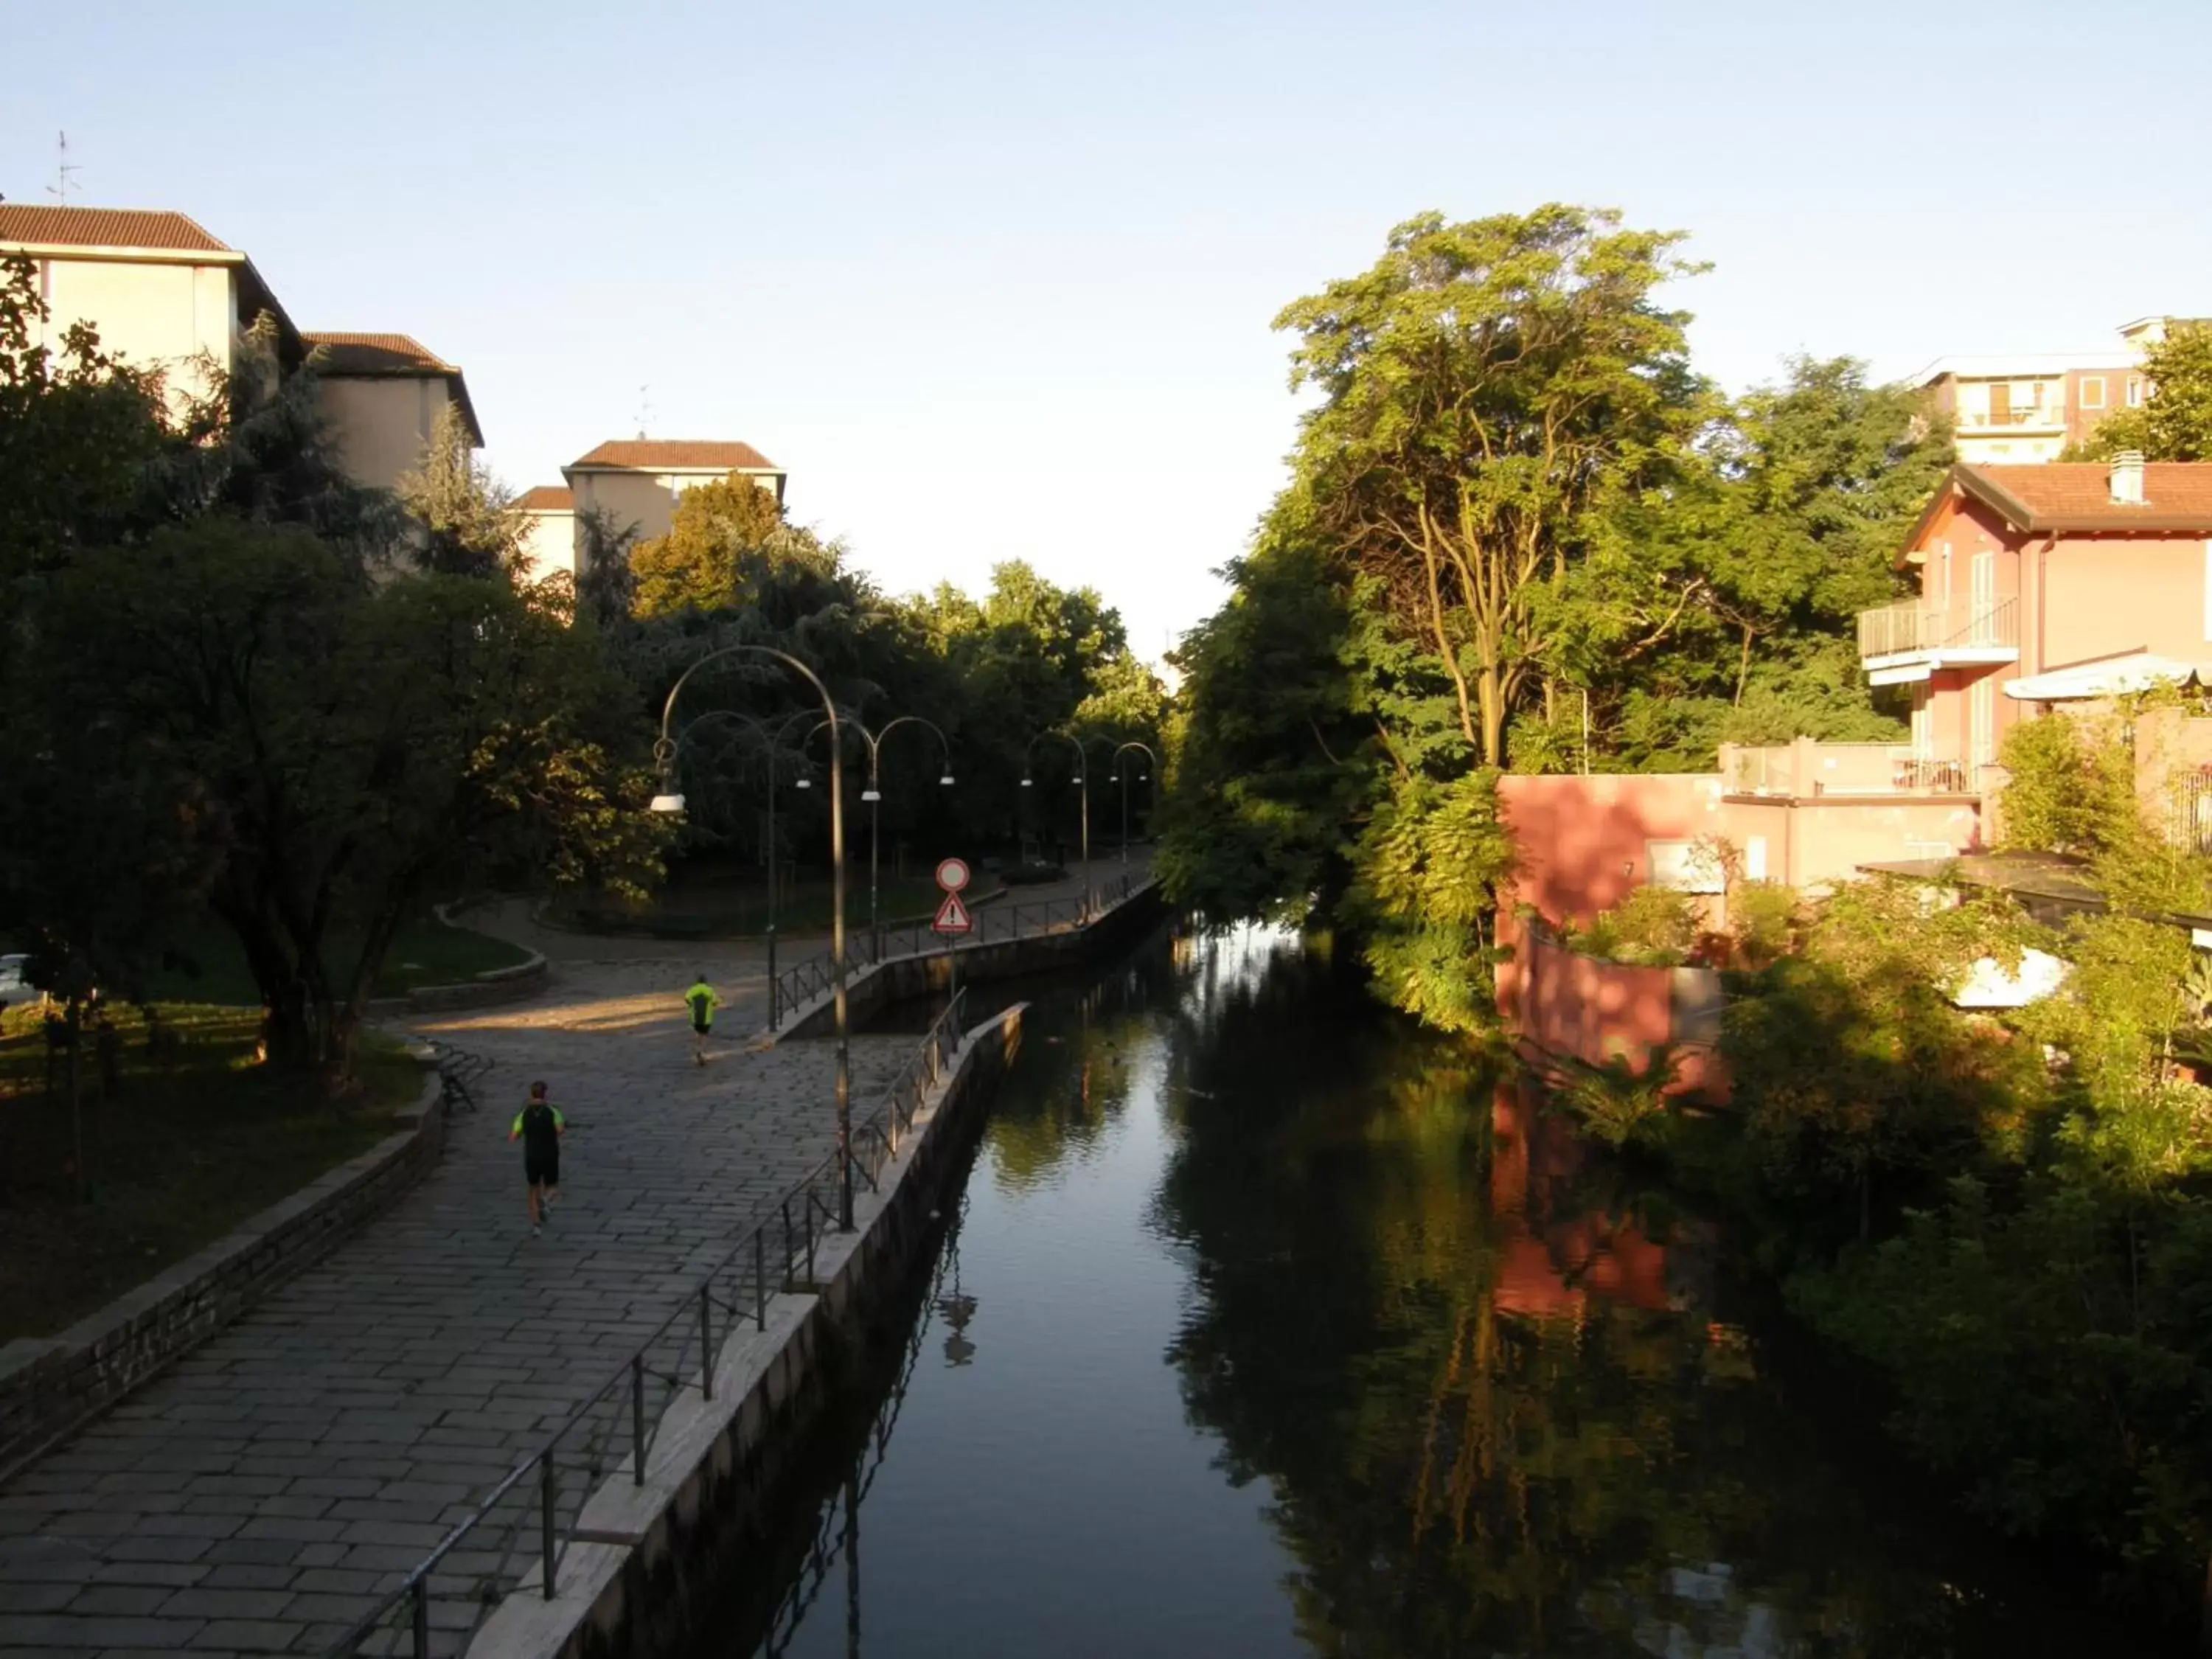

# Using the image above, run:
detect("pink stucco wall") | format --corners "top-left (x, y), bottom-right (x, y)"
top-left (1507, 926), bottom-right (1726, 1101)
top-left (1495, 773), bottom-right (1724, 926)
top-left (2040, 534), bottom-right (2210, 669)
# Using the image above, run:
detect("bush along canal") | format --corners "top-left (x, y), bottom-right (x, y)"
top-left (695, 926), bottom-right (2174, 1658)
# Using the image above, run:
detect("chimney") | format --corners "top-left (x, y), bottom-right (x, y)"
top-left (2110, 449), bottom-right (2146, 505)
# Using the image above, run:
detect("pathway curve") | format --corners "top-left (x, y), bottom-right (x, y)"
top-left (0, 953), bottom-right (917, 1658)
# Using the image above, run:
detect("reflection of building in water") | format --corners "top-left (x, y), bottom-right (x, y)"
top-left (1488, 1079), bottom-right (1714, 1319)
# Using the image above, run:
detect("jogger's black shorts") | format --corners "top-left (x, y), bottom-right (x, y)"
top-left (525, 1150), bottom-right (559, 1189)
top-left (692, 1018), bottom-right (712, 1037)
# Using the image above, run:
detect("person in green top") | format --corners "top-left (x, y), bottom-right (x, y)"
top-left (507, 1081), bottom-right (565, 1237)
top-left (685, 973), bottom-right (719, 1066)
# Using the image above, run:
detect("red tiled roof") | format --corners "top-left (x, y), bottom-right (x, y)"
top-left (0, 205), bottom-right (233, 254)
top-left (1961, 463), bottom-right (2212, 532)
top-left (513, 485), bottom-right (574, 512)
top-left (569, 439), bottom-right (778, 471)
top-left (302, 331), bottom-right (457, 375)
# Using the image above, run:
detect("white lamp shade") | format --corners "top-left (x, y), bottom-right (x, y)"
top-left (939, 774), bottom-right (955, 786)
top-left (649, 792), bottom-right (686, 815)
top-left (1020, 777), bottom-right (1033, 787)
top-left (861, 787), bottom-right (881, 802)
top-left (795, 777), bottom-right (812, 790)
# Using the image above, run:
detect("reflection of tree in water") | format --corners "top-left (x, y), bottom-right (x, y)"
top-left (985, 956), bottom-right (1171, 1194)
top-left (1153, 930), bottom-right (2119, 1659)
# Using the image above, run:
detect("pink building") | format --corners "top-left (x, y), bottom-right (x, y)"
top-left (1498, 456), bottom-right (2212, 1070)
top-left (1863, 456), bottom-right (2212, 781)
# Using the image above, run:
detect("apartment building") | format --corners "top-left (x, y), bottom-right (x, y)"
top-left (514, 439), bottom-right (789, 580)
top-left (0, 204), bottom-right (479, 491)
top-left (1914, 316), bottom-right (2184, 465)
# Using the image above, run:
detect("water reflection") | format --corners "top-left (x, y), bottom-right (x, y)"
top-left (700, 925), bottom-right (2160, 1659)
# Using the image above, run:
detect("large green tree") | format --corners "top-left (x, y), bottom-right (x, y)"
top-left (1276, 205), bottom-right (1709, 767)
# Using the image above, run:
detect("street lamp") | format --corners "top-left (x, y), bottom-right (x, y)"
top-left (1021, 730), bottom-right (1091, 917)
top-left (1110, 740), bottom-right (1158, 868)
top-left (796, 714), bottom-right (956, 951)
top-left (652, 645), bottom-right (857, 1231)
top-left (664, 707), bottom-right (815, 1028)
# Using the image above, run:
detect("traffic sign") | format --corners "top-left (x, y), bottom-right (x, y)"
top-left (934, 857), bottom-right (971, 893)
top-left (932, 891), bottom-right (973, 935)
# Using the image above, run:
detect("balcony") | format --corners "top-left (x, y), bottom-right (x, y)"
top-left (1955, 406), bottom-right (2068, 433)
top-left (1857, 597), bottom-right (2019, 680)
top-left (1722, 740), bottom-right (1975, 799)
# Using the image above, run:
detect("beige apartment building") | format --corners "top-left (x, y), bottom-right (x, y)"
top-left (1916, 316), bottom-right (2188, 465)
top-left (514, 439), bottom-right (789, 582)
top-left (0, 203), bottom-right (479, 495)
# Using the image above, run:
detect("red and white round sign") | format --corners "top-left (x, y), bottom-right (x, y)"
top-left (934, 857), bottom-right (971, 893)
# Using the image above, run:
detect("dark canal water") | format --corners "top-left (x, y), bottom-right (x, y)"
top-left (698, 926), bottom-right (2168, 1658)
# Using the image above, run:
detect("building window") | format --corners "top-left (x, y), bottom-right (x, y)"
top-left (2081, 375), bottom-right (2105, 409)
top-left (1971, 676), bottom-right (1994, 771)
top-left (2204, 543), bottom-right (2212, 641)
top-left (2129, 376), bottom-right (2146, 407)
top-left (1646, 840), bottom-right (1724, 894)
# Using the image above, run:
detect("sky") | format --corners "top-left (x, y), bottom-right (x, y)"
top-left (6, 0), bottom-right (2209, 661)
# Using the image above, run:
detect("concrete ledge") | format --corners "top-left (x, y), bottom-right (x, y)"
top-left (366, 950), bottom-right (551, 1017)
top-left (467, 1004), bottom-right (1026, 1659)
top-left (0, 1065), bottom-right (449, 1483)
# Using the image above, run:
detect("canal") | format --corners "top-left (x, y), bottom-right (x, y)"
top-left (698, 925), bottom-right (2164, 1658)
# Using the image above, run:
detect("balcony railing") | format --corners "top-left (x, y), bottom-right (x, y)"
top-left (1857, 597), bottom-right (2019, 661)
top-left (1725, 741), bottom-right (1972, 798)
top-left (1957, 406), bottom-right (2067, 431)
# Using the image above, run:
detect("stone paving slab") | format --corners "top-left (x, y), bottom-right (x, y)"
top-left (0, 950), bottom-right (914, 1653)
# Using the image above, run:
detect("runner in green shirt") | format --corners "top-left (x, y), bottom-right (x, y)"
top-left (685, 974), bottom-right (719, 1066)
top-left (507, 1082), bottom-right (565, 1237)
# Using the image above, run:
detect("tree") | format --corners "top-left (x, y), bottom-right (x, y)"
top-left (35, 518), bottom-right (662, 1081)
top-left (1275, 205), bottom-right (1709, 766)
top-left (2073, 322), bottom-right (2212, 462)
top-left (630, 477), bottom-right (826, 616)
top-left (395, 401), bottom-right (524, 577)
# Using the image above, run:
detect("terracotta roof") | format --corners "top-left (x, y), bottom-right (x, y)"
top-left (513, 485), bottom-right (574, 512)
top-left (569, 439), bottom-right (778, 472)
top-left (0, 205), bottom-right (233, 254)
top-left (302, 332), bottom-right (457, 375)
top-left (1959, 462), bottom-right (2212, 533)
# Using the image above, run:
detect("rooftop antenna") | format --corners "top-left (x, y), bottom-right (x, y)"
top-left (634, 383), bottom-right (653, 440)
top-left (46, 131), bottom-right (79, 204)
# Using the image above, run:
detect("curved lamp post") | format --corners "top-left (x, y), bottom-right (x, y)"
top-left (1020, 730), bottom-right (1091, 917)
top-left (652, 646), bottom-right (855, 1231)
top-left (666, 707), bottom-right (815, 1027)
top-left (1110, 740), bottom-right (1158, 868)
top-left (795, 715), bottom-right (956, 949)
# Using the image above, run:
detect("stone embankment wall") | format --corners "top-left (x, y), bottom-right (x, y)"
top-left (0, 1068), bottom-right (445, 1481)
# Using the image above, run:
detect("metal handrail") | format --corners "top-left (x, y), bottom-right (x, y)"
top-left (766, 872), bottom-right (1146, 1030)
top-left (326, 991), bottom-right (973, 1658)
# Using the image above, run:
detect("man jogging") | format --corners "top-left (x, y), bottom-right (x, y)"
top-left (685, 973), bottom-right (719, 1066)
top-left (508, 1081), bottom-right (564, 1237)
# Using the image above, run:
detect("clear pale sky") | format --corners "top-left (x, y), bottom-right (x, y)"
top-left (6, 0), bottom-right (2208, 659)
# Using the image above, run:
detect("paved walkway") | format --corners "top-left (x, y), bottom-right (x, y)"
top-left (0, 855), bottom-right (1153, 1655)
top-left (0, 951), bottom-right (917, 1657)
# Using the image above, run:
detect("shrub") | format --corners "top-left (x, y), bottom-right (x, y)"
top-left (1576, 884), bottom-right (1703, 967)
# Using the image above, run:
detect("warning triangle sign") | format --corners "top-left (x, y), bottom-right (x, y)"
top-left (932, 891), bottom-right (973, 934)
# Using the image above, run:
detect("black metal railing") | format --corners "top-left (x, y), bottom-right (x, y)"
top-left (326, 992), bottom-right (973, 1658)
top-left (768, 871), bottom-right (1145, 1030)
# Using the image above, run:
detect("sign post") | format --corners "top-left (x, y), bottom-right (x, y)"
top-left (933, 858), bottom-right (972, 1005)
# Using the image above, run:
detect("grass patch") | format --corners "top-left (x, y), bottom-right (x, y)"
top-left (0, 1002), bottom-right (426, 1341)
top-left (141, 917), bottom-right (533, 1006)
